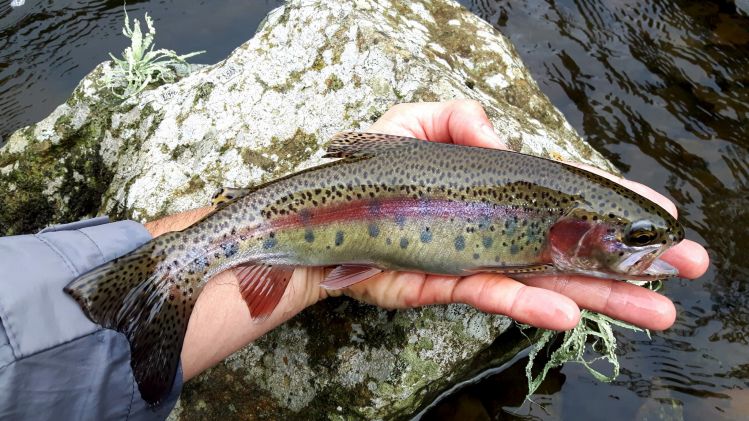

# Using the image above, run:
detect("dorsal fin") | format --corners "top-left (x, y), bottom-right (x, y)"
top-left (323, 132), bottom-right (421, 158)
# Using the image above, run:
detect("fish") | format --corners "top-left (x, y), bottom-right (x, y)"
top-left (64, 132), bottom-right (685, 405)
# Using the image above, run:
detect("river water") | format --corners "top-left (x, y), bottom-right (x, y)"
top-left (1, 1), bottom-right (747, 419)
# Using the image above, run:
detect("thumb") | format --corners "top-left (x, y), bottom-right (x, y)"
top-left (433, 99), bottom-right (507, 149)
top-left (368, 100), bottom-right (507, 149)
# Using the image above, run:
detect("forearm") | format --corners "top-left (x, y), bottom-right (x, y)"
top-left (143, 208), bottom-right (323, 381)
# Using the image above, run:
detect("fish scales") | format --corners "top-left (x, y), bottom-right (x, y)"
top-left (64, 132), bottom-right (685, 405)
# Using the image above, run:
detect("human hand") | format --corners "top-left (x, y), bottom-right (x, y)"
top-left (329, 99), bottom-right (709, 332)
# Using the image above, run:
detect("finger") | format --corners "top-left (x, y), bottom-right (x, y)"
top-left (522, 276), bottom-right (676, 330)
top-left (450, 273), bottom-right (581, 330)
top-left (340, 271), bottom-right (580, 330)
top-left (660, 239), bottom-right (710, 279)
top-left (341, 271), bottom-right (427, 309)
top-left (369, 100), bottom-right (507, 149)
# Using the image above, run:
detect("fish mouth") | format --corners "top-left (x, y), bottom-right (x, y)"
top-left (617, 247), bottom-right (679, 279)
top-left (642, 257), bottom-right (678, 278)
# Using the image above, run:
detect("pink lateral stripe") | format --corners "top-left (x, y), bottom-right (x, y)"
top-left (265, 197), bottom-right (539, 231)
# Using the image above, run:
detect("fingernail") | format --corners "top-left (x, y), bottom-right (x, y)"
top-left (480, 123), bottom-right (506, 148)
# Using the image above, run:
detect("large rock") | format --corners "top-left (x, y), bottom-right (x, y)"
top-left (0, 0), bottom-right (616, 418)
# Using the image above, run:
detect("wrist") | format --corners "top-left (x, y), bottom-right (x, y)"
top-left (144, 207), bottom-right (214, 237)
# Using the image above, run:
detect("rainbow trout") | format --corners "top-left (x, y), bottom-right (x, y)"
top-left (64, 132), bottom-right (684, 404)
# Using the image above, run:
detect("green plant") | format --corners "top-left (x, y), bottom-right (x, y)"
top-left (104, 9), bottom-right (204, 99)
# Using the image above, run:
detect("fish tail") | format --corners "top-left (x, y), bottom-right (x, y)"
top-left (64, 232), bottom-right (196, 406)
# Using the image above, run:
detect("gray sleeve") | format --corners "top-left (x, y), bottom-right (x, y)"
top-left (0, 217), bottom-right (183, 420)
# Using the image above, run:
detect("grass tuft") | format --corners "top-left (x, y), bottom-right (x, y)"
top-left (104, 8), bottom-right (204, 99)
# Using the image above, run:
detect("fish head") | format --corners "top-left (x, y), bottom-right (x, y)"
top-left (547, 208), bottom-right (685, 280)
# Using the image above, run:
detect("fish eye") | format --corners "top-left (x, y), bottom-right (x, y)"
top-left (624, 220), bottom-right (658, 246)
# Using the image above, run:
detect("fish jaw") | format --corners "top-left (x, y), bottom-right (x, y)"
top-left (614, 246), bottom-right (679, 278)
top-left (642, 257), bottom-right (679, 278)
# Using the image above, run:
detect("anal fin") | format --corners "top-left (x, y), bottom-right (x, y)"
top-left (233, 263), bottom-right (294, 320)
top-left (320, 265), bottom-right (383, 289)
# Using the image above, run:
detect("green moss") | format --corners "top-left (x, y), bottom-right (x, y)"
top-left (240, 147), bottom-right (274, 172)
top-left (330, 24), bottom-right (349, 65)
top-left (53, 113), bottom-right (74, 138)
top-left (240, 129), bottom-right (321, 176)
top-left (401, 347), bottom-right (440, 392)
top-left (0, 114), bottom-right (114, 235)
top-left (311, 51), bottom-right (326, 71)
top-left (355, 26), bottom-right (366, 52)
top-left (193, 81), bottom-right (215, 105)
top-left (182, 175), bottom-right (206, 195)
top-left (171, 144), bottom-right (191, 160)
top-left (366, 106), bottom-right (384, 123)
top-left (416, 337), bottom-right (434, 351)
top-left (178, 363), bottom-right (298, 421)
top-left (219, 139), bottom-right (236, 155)
top-left (273, 129), bottom-right (320, 172)
top-left (269, 68), bottom-right (306, 93)
top-left (0, 161), bottom-right (57, 236)
top-left (277, 5), bottom-right (290, 25)
top-left (325, 74), bottom-right (344, 92)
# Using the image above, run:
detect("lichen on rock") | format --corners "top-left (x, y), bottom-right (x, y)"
top-left (1, 0), bottom-right (618, 419)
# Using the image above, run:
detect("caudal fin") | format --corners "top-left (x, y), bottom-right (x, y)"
top-left (63, 234), bottom-right (196, 406)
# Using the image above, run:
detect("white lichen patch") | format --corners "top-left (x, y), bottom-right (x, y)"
top-left (225, 326), bottom-right (319, 412)
top-left (485, 73), bottom-right (510, 90)
top-left (335, 346), bottom-right (397, 387)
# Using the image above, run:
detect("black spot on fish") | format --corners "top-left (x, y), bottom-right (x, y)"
top-left (386, 238), bottom-right (392, 245)
top-left (482, 236), bottom-right (493, 249)
top-left (473, 253), bottom-right (480, 260)
top-left (510, 244), bottom-right (520, 255)
top-left (400, 238), bottom-right (409, 249)
top-left (368, 224), bottom-right (380, 238)
top-left (420, 230), bottom-right (432, 243)
top-left (222, 242), bottom-right (239, 258)
top-left (304, 230), bottom-right (315, 243)
top-left (263, 237), bottom-right (277, 249)
top-left (454, 235), bottom-right (465, 251)
top-left (335, 231), bottom-right (345, 246)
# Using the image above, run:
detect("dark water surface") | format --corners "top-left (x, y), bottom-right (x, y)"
top-left (0, 0), bottom-right (284, 141)
top-left (426, 1), bottom-right (749, 419)
top-left (1, 0), bottom-right (747, 419)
